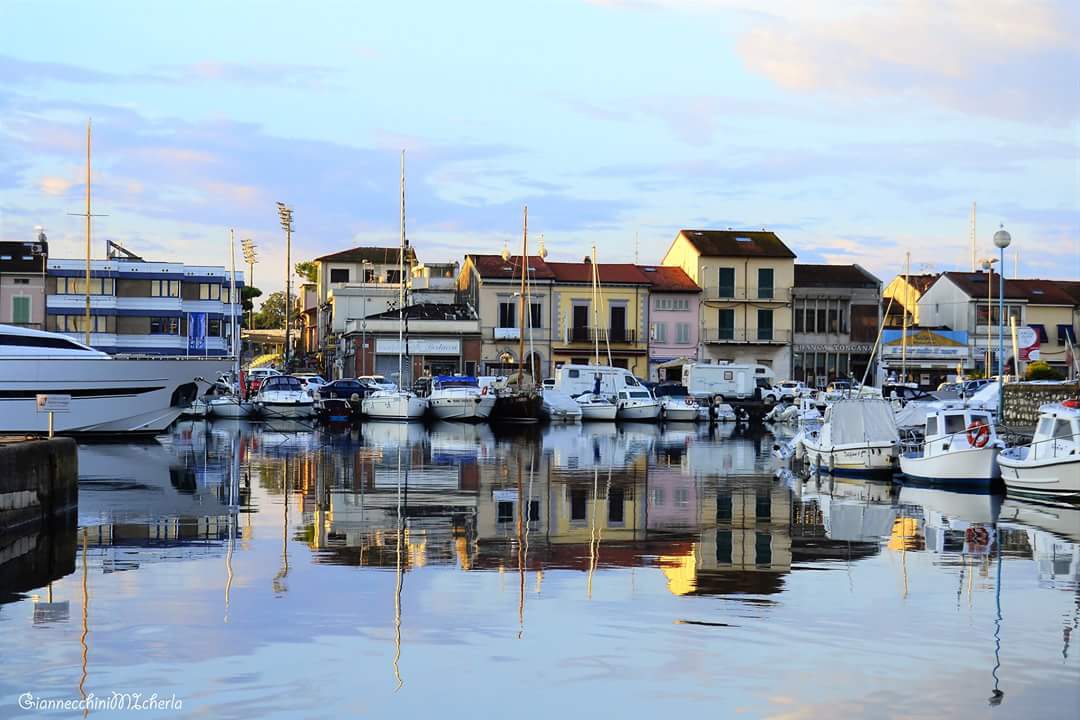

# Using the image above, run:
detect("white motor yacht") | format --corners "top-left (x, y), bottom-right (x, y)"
top-left (252, 375), bottom-right (315, 419)
top-left (998, 400), bottom-right (1080, 499)
top-left (427, 375), bottom-right (495, 422)
top-left (615, 387), bottom-right (661, 422)
top-left (800, 398), bottom-right (900, 478)
top-left (652, 383), bottom-right (699, 422)
top-left (899, 407), bottom-right (1001, 487)
top-left (207, 395), bottom-right (253, 419)
top-left (575, 392), bottom-right (618, 421)
top-left (0, 324), bottom-right (230, 435)
top-left (362, 390), bottom-right (428, 421)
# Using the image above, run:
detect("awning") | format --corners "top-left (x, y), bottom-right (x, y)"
top-left (656, 356), bottom-right (694, 369)
top-left (1030, 323), bottom-right (1048, 343)
top-left (1058, 324), bottom-right (1077, 343)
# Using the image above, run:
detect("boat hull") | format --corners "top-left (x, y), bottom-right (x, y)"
top-left (0, 355), bottom-right (231, 435)
top-left (662, 403), bottom-right (699, 422)
top-left (900, 445), bottom-right (1000, 487)
top-left (579, 402), bottom-right (618, 421)
top-left (491, 391), bottom-right (542, 423)
top-left (362, 394), bottom-right (427, 421)
top-left (429, 395), bottom-right (495, 421)
top-left (802, 441), bottom-right (898, 478)
top-left (254, 400), bottom-right (315, 419)
top-left (617, 402), bottom-right (661, 422)
top-left (207, 397), bottom-right (253, 418)
top-left (998, 453), bottom-right (1080, 498)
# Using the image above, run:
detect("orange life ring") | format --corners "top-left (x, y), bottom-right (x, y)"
top-left (966, 420), bottom-right (990, 448)
top-left (1063, 399), bottom-right (1079, 409)
top-left (480, 385), bottom-right (489, 396)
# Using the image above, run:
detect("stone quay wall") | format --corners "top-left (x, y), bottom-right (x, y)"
top-left (1002, 382), bottom-right (1079, 428)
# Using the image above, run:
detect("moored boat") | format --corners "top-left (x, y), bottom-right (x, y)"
top-left (998, 400), bottom-right (1080, 499)
top-left (800, 398), bottom-right (900, 478)
top-left (252, 375), bottom-right (316, 419)
top-left (427, 375), bottom-right (495, 422)
top-left (899, 407), bottom-right (1002, 487)
top-left (575, 392), bottom-right (618, 421)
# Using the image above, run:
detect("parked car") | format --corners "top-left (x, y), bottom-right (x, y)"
top-left (294, 373), bottom-right (328, 393)
top-left (776, 380), bottom-right (808, 401)
top-left (244, 366), bottom-right (281, 395)
top-left (541, 377), bottom-right (555, 390)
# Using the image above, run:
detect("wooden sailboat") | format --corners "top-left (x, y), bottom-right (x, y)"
top-left (491, 206), bottom-right (542, 423)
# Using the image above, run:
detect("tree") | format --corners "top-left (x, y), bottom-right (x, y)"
top-left (1026, 360), bottom-right (1065, 381)
top-left (241, 286), bottom-right (262, 314)
top-left (295, 261), bottom-right (318, 283)
top-left (254, 291), bottom-right (298, 330)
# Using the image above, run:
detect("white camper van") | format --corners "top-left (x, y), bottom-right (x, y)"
top-left (554, 364), bottom-right (644, 397)
top-left (682, 363), bottom-right (780, 404)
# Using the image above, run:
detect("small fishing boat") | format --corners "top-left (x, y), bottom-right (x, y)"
top-left (800, 398), bottom-right (899, 478)
top-left (315, 379), bottom-right (371, 422)
top-left (252, 375), bottom-right (316, 419)
top-left (427, 375), bottom-right (495, 422)
top-left (998, 400), bottom-right (1080, 498)
top-left (899, 406), bottom-right (1001, 487)
top-left (615, 387), bottom-right (661, 422)
top-left (653, 383), bottom-right (699, 422)
top-left (541, 387), bottom-right (583, 423)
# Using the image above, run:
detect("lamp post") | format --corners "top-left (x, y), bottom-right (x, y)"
top-left (276, 203), bottom-right (293, 369)
top-left (241, 238), bottom-right (257, 329)
top-left (980, 257), bottom-right (998, 375)
top-left (993, 225), bottom-right (1012, 378)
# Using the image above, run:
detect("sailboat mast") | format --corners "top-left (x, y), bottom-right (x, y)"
top-left (84, 119), bottom-right (92, 346)
top-left (591, 244), bottom-right (599, 365)
top-left (902, 251), bottom-right (910, 382)
top-left (399, 150), bottom-right (406, 388)
top-left (517, 206), bottom-right (528, 385)
top-left (229, 228), bottom-right (238, 365)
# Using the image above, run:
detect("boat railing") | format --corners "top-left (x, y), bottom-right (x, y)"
top-left (1011, 430), bottom-right (1080, 459)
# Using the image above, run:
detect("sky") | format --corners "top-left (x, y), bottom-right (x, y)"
top-left (1, 0), bottom-right (1077, 299)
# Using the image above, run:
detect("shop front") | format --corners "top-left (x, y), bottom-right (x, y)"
top-left (879, 329), bottom-right (968, 388)
top-left (792, 343), bottom-right (875, 388)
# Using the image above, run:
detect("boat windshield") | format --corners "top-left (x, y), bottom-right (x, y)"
top-left (434, 375), bottom-right (478, 388)
top-left (263, 376), bottom-right (303, 391)
top-left (629, 391), bottom-right (651, 399)
top-left (654, 384), bottom-right (688, 397)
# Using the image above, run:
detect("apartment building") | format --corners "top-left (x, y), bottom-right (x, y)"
top-left (661, 230), bottom-right (795, 378)
top-left (642, 265), bottom-right (700, 381)
top-left (0, 235), bottom-right (48, 329)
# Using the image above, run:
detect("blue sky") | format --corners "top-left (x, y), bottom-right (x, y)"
top-left (1, 0), bottom-right (1077, 296)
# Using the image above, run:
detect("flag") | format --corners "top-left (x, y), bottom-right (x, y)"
top-left (188, 312), bottom-right (207, 354)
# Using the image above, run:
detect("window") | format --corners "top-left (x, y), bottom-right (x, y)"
top-left (56, 277), bottom-right (114, 295)
top-left (794, 303), bottom-right (804, 333)
top-left (199, 283), bottom-right (221, 301)
top-left (944, 413), bottom-right (966, 436)
top-left (851, 305), bottom-right (878, 342)
top-left (208, 319), bottom-right (223, 337)
top-left (571, 304), bottom-right (589, 341)
top-left (1053, 419), bottom-right (1073, 441)
top-left (570, 489), bottom-right (587, 521)
top-left (717, 494), bottom-right (733, 521)
top-left (755, 490), bottom-right (771, 520)
top-left (530, 302), bottom-right (542, 329)
top-left (51, 315), bottom-right (114, 333)
top-left (652, 488), bottom-right (665, 506)
top-left (716, 530), bottom-right (732, 564)
top-left (925, 417), bottom-right (939, 436)
top-left (150, 317), bottom-right (179, 335)
top-left (1059, 325), bottom-right (1077, 345)
top-left (497, 501), bottom-right (514, 524)
top-left (757, 309), bottom-right (773, 341)
top-left (151, 279), bottom-right (180, 297)
top-left (757, 268), bottom-right (774, 299)
top-left (817, 307), bottom-right (827, 334)
top-left (13, 278), bottom-right (28, 285)
top-left (608, 488), bottom-right (625, 523)
top-left (828, 307), bottom-right (838, 333)
top-left (655, 297), bottom-right (689, 311)
top-left (717, 267), bottom-right (735, 298)
top-left (329, 268), bottom-right (349, 283)
top-left (362, 267), bottom-right (375, 283)
top-left (676, 322), bottom-right (690, 344)
top-left (498, 300), bottom-right (516, 328)
top-left (12, 296), bottom-right (30, 324)
top-left (386, 270), bottom-right (402, 284)
top-left (609, 304), bottom-right (627, 340)
top-left (529, 500), bottom-right (540, 523)
top-left (674, 487), bottom-right (689, 508)
top-left (717, 309), bottom-right (735, 340)
top-left (839, 305), bottom-right (848, 333)
top-left (755, 532), bottom-right (772, 567)
top-left (976, 302), bottom-right (1022, 326)
top-left (652, 322), bottom-right (667, 343)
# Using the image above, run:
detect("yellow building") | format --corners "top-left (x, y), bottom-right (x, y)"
top-left (882, 273), bottom-right (939, 327)
top-left (661, 230), bottom-right (795, 377)
top-left (546, 261), bottom-right (653, 376)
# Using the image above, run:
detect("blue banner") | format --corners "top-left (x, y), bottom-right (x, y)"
top-left (188, 312), bottom-right (207, 354)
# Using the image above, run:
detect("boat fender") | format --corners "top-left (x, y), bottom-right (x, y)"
top-left (966, 420), bottom-right (990, 448)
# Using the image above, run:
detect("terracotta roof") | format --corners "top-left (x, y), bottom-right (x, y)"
top-left (677, 229), bottom-right (796, 258)
top-left (314, 246), bottom-right (411, 264)
top-left (907, 274), bottom-right (940, 294)
top-left (546, 261), bottom-right (652, 285)
top-left (638, 265), bottom-right (700, 293)
top-left (1059, 281), bottom-right (1080, 304)
top-left (941, 272), bottom-right (1077, 305)
top-left (363, 303), bottom-right (477, 321)
top-left (795, 264), bottom-right (880, 289)
top-left (467, 254), bottom-right (556, 280)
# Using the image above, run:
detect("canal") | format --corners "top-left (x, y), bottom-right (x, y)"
top-left (1, 419), bottom-right (1077, 718)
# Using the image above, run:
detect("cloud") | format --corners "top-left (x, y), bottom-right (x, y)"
top-left (38, 176), bottom-right (75, 196)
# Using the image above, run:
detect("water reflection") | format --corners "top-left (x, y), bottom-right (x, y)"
top-left (0, 420), bottom-right (1077, 719)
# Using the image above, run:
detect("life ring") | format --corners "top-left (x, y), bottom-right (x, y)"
top-left (966, 420), bottom-right (990, 448)
top-left (481, 385), bottom-right (489, 396)
top-left (1064, 398), bottom-right (1079, 409)
top-left (965, 526), bottom-right (990, 547)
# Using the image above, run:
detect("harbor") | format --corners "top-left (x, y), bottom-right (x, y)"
top-left (0, 420), bottom-right (1078, 717)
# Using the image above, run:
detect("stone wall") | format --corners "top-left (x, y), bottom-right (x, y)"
top-left (1002, 382), bottom-right (1080, 428)
top-left (0, 439), bottom-right (78, 539)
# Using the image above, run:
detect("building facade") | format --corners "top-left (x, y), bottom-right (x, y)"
top-left (45, 255), bottom-right (243, 355)
top-left (642, 265), bottom-right (700, 381)
top-left (882, 273), bottom-right (938, 327)
top-left (662, 230), bottom-right (795, 378)
top-left (791, 264), bottom-right (881, 388)
top-left (0, 235), bottom-right (48, 329)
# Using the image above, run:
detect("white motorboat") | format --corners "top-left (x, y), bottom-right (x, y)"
top-left (540, 388), bottom-right (583, 423)
top-left (899, 407), bottom-right (1001, 487)
top-left (652, 383), bottom-right (699, 422)
top-left (0, 324), bottom-right (230, 435)
top-left (427, 375), bottom-right (494, 422)
top-left (998, 400), bottom-right (1080, 499)
top-left (575, 392), bottom-right (618, 421)
top-left (615, 388), bottom-right (661, 422)
top-left (800, 398), bottom-right (900, 478)
top-left (362, 390), bottom-right (428, 421)
top-left (252, 375), bottom-right (316, 419)
top-left (207, 395), bottom-right (253, 418)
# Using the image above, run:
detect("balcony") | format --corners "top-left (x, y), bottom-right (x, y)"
top-left (702, 286), bottom-right (790, 302)
top-left (564, 327), bottom-right (638, 345)
top-left (702, 328), bottom-right (791, 344)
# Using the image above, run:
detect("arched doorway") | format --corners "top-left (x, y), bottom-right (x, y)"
top-left (526, 351), bottom-right (545, 380)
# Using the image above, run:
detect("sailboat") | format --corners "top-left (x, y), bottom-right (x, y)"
top-left (490, 206), bottom-right (543, 423)
top-left (362, 150), bottom-right (428, 421)
top-left (209, 229), bottom-right (253, 418)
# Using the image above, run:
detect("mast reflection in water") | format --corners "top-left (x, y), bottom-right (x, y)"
top-left (0, 418), bottom-right (1076, 718)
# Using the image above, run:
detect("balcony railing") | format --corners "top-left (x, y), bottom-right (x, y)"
top-left (701, 328), bottom-right (791, 344)
top-left (702, 286), bottom-right (790, 302)
top-left (564, 327), bottom-right (638, 345)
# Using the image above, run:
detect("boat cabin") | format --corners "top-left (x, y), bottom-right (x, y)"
top-left (1029, 404), bottom-right (1080, 461)
top-left (432, 375), bottom-right (479, 389)
top-left (923, 408), bottom-right (997, 455)
top-left (259, 376), bottom-right (304, 393)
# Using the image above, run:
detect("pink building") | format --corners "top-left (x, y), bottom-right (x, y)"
top-left (642, 265), bottom-right (700, 381)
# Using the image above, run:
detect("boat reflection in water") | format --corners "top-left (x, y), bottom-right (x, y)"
top-left (3, 419), bottom-right (1080, 719)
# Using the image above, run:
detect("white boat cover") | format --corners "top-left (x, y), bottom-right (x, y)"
top-left (829, 399), bottom-right (899, 445)
top-left (542, 388), bottom-right (583, 417)
top-left (968, 381), bottom-right (1001, 410)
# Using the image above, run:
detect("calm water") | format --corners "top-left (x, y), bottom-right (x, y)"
top-left (1, 419), bottom-right (1078, 719)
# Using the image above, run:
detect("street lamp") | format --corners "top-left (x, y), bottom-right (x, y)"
top-left (980, 257), bottom-right (998, 375)
top-left (276, 202), bottom-right (293, 368)
top-left (241, 238), bottom-right (257, 329)
top-left (993, 225), bottom-right (1012, 378)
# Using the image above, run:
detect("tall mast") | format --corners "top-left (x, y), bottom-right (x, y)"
top-left (84, 119), bottom-right (92, 346)
top-left (902, 251), bottom-right (910, 381)
top-left (399, 150), bottom-right (406, 388)
top-left (591, 244), bottom-right (600, 365)
top-left (229, 228), bottom-right (238, 365)
top-left (517, 206), bottom-right (528, 385)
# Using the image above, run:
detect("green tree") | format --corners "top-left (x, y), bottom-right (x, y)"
top-left (254, 291), bottom-right (298, 329)
top-left (241, 286), bottom-right (262, 314)
top-left (295, 261), bottom-right (318, 283)
top-left (1025, 360), bottom-right (1065, 381)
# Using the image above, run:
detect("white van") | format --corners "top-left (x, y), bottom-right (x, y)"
top-left (554, 364), bottom-right (644, 397)
top-left (682, 363), bottom-right (780, 404)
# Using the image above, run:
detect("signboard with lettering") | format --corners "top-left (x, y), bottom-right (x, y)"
top-left (376, 338), bottom-right (461, 355)
top-left (493, 327), bottom-right (520, 340)
top-left (1017, 326), bottom-right (1040, 361)
top-left (36, 394), bottom-right (71, 413)
top-left (795, 344), bottom-right (874, 354)
top-left (881, 329), bottom-right (968, 360)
